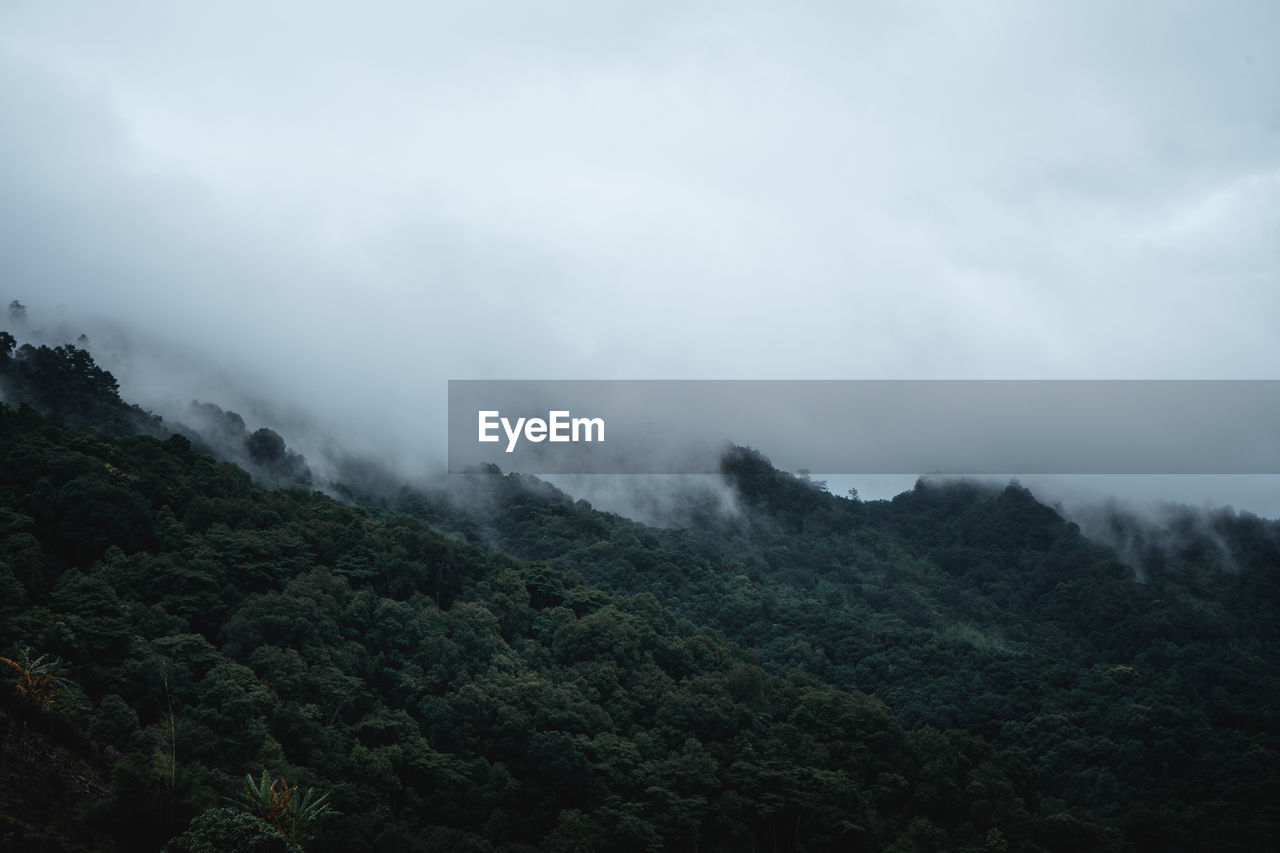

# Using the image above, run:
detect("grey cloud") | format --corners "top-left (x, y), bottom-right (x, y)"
top-left (1, 1), bottom-right (1277, 515)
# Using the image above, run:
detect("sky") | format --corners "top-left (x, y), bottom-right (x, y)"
top-left (1, 1), bottom-right (1278, 514)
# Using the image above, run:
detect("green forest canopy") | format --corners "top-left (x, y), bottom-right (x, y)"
top-left (0, 338), bottom-right (1277, 852)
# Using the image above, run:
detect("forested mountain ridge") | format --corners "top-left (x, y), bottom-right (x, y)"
top-left (1, 337), bottom-right (1277, 851)
top-left (385, 427), bottom-right (1280, 849)
top-left (0, 343), bottom-right (1102, 852)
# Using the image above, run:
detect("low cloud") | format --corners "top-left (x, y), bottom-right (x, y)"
top-left (2, 1), bottom-right (1277, 517)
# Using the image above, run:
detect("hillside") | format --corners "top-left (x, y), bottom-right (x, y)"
top-left (385, 436), bottom-right (1280, 850)
top-left (2, 339), bottom-right (1278, 851)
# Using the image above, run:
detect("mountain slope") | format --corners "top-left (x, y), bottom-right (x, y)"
top-left (385, 451), bottom-right (1280, 851)
top-left (0, 344), bottom-right (1126, 852)
top-left (4, 337), bottom-right (1278, 850)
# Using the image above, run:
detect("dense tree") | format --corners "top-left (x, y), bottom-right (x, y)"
top-left (2, 342), bottom-right (1278, 851)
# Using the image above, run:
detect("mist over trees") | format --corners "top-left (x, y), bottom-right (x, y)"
top-left (1, 338), bottom-right (1278, 851)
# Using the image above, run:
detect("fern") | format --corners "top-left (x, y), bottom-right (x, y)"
top-left (235, 770), bottom-right (337, 848)
top-left (0, 646), bottom-right (67, 710)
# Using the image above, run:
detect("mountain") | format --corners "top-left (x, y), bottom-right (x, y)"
top-left (2, 337), bottom-right (1277, 852)
top-left (382, 447), bottom-right (1280, 851)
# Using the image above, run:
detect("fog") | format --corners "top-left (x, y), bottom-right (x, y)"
top-left (2, 2), bottom-right (1277, 519)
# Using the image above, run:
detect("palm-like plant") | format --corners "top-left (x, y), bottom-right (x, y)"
top-left (237, 770), bottom-right (337, 847)
top-left (0, 646), bottom-right (66, 709)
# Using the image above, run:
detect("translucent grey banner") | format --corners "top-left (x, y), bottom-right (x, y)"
top-left (447, 380), bottom-right (1280, 475)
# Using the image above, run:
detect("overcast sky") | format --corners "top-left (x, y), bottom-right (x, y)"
top-left (2, 1), bottom-right (1278, 512)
